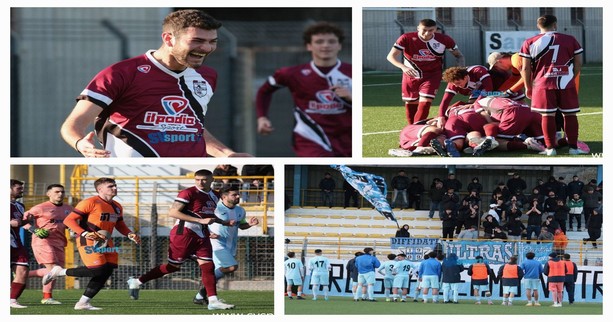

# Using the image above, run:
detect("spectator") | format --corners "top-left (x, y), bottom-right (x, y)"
top-left (440, 187), bottom-right (460, 215)
top-left (241, 165), bottom-right (274, 202)
top-left (554, 199), bottom-right (569, 233)
top-left (543, 190), bottom-right (558, 221)
top-left (466, 203), bottom-right (480, 230)
top-left (212, 164), bottom-right (240, 189)
top-left (568, 193), bottom-right (584, 231)
top-left (457, 225), bottom-right (479, 240)
top-left (343, 179), bottom-right (359, 208)
top-left (468, 255), bottom-right (494, 305)
top-left (395, 224), bottom-right (411, 238)
top-left (466, 177), bottom-right (483, 196)
top-left (528, 187), bottom-right (545, 210)
top-left (463, 189), bottom-right (481, 207)
top-left (533, 179), bottom-right (546, 196)
top-left (563, 254), bottom-right (578, 305)
top-left (583, 179), bottom-right (598, 194)
top-left (408, 176), bottom-right (425, 210)
top-left (556, 177), bottom-right (568, 202)
top-left (441, 253), bottom-right (464, 304)
top-left (483, 203), bottom-right (500, 223)
top-left (319, 172), bottom-right (336, 207)
top-left (498, 255), bottom-right (523, 306)
top-left (542, 215), bottom-right (560, 234)
top-left (391, 170), bottom-right (410, 209)
top-left (441, 207), bottom-right (457, 239)
top-left (521, 252), bottom-right (544, 306)
top-left (505, 196), bottom-right (523, 213)
top-left (482, 214), bottom-right (499, 239)
top-left (492, 182), bottom-right (511, 203)
top-left (541, 176), bottom-right (558, 196)
top-left (491, 226), bottom-right (508, 240)
top-left (506, 205), bottom-right (522, 222)
top-left (525, 199), bottom-right (543, 240)
top-left (567, 175), bottom-right (585, 199)
top-left (512, 189), bottom-right (529, 208)
top-left (506, 173), bottom-right (527, 195)
top-left (584, 207), bottom-right (602, 248)
top-left (581, 186), bottom-right (601, 231)
top-left (442, 173), bottom-right (462, 192)
top-left (504, 216), bottom-right (526, 241)
top-left (553, 229), bottom-right (568, 255)
top-left (456, 200), bottom-right (471, 235)
top-left (537, 227), bottom-right (554, 242)
top-left (428, 181), bottom-right (445, 219)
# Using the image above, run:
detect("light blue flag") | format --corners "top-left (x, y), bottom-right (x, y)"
top-left (331, 165), bottom-right (397, 224)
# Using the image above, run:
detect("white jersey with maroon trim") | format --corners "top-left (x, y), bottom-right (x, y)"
top-left (393, 32), bottom-right (458, 78)
top-left (268, 60), bottom-right (351, 153)
top-left (174, 186), bottom-right (219, 238)
top-left (79, 50), bottom-right (217, 157)
top-left (519, 32), bottom-right (583, 90)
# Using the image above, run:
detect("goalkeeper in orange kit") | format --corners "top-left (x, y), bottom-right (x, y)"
top-left (42, 178), bottom-right (140, 311)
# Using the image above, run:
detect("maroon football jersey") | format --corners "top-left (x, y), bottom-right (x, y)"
top-left (520, 32), bottom-right (583, 90)
top-left (394, 32), bottom-right (458, 78)
top-left (79, 50), bottom-right (218, 157)
top-left (10, 201), bottom-right (25, 248)
top-left (474, 97), bottom-right (528, 122)
top-left (439, 65), bottom-right (493, 116)
top-left (256, 60), bottom-right (351, 156)
top-left (174, 186), bottom-right (220, 238)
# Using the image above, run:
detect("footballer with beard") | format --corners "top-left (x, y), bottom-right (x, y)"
top-left (60, 9), bottom-right (251, 158)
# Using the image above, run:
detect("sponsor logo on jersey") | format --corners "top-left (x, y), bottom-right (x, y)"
top-left (301, 69), bottom-right (312, 76)
top-left (136, 96), bottom-right (198, 133)
top-left (137, 65), bottom-right (151, 73)
top-left (412, 50), bottom-right (437, 61)
top-left (307, 90), bottom-right (344, 114)
top-left (84, 246), bottom-right (121, 254)
top-left (193, 80), bottom-right (208, 98)
top-left (148, 132), bottom-right (199, 144)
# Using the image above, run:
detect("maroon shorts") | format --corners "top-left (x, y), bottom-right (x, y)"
top-left (293, 133), bottom-right (351, 157)
top-left (444, 111), bottom-right (487, 141)
top-left (168, 226), bottom-right (212, 265)
top-left (498, 108), bottom-right (543, 138)
top-left (402, 71), bottom-right (442, 102)
top-left (11, 245), bottom-right (29, 267)
top-left (400, 124), bottom-right (429, 149)
top-left (531, 88), bottom-right (580, 114)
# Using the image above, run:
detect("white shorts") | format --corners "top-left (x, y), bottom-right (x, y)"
top-left (212, 248), bottom-right (238, 269)
top-left (358, 271), bottom-right (376, 285)
top-left (311, 273), bottom-right (329, 286)
top-left (286, 276), bottom-right (303, 286)
top-left (420, 275), bottom-right (440, 289)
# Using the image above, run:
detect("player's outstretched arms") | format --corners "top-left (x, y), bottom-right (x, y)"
top-left (257, 116), bottom-right (275, 135)
top-left (202, 128), bottom-right (253, 157)
top-left (61, 100), bottom-right (111, 158)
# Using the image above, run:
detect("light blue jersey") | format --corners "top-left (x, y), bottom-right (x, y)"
top-left (394, 259), bottom-right (415, 277)
top-left (378, 260), bottom-right (397, 289)
top-left (285, 258), bottom-right (304, 284)
top-left (209, 200), bottom-right (247, 256)
top-left (308, 255), bottom-right (331, 275)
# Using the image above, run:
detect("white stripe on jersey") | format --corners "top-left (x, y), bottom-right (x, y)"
top-left (81, 89), bottom-right (113, 106)
top-left (293, 109), bottom-right (333, 152)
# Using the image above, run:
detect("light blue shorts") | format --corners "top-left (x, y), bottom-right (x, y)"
top-left (524, 278), bottom-right (540, 290)
top-left (311, 273), bottom-right (329, 286)
top-left (502, 285), bottom-right (518, 295)
top-left (393, 275), bottom-right (410, 289)
top-left (213, 248), bottom-right (238, 269)
top-left (286, 276), bottom-right (303, 286)
top-left (358, 271), bottom-right (376, 285)
top-left (473, 284), bottom-right (489, 292)
top-left (383, 277), bottom-right (394, 288)
top-left (420, 275), bottom-right (440, 289)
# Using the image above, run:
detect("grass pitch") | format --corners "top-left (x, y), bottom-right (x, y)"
top-left (362, 64), bottom-right (603, 158)
top-left (285, 296), bottom-right (602, 315)
top-left (10, 289), bottom-right (273, 315)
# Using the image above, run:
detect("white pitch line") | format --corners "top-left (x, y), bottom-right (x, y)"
top-left (363, 111), bottom-right (603, 136)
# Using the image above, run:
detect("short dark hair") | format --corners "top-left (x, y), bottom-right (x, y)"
top-left (287, 252), bottom-right (295, 258)
top-left (419, 18), bottom-right (437, 28)
top-left (314, 249), bottom-right (322, 254)
top-left (526, 252), bottom-right (535, 259)
top-left (364, 247), bottom-right (374, 254)
top-left (46, 184), bottom-right (65, 191)
top-left (537, 14), bottom-right (557, 28)
top-left (220, 185), bottom-right (239, 195)
top-left (194, 169), bottom-right (213, 177)
top-left (163, 9), bottom-right (222, 35)
top-left (303, 21), bottom-right (345, 44)
top-left (94, 177), bottom-right (116, 190)
top-left (10, 179), bottom-right (24, 188)
top-left (387, 254), bottom-right (397, 260)
top-left (563, 253), bottom-right (571, 260)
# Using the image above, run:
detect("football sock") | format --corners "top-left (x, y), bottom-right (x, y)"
top-left (414, 101), bottom-right (432, 122)
top-left (542, 115), bottom-right (557, 149)
top-left (405, 102), bottom-right (418, 124)
top-left (483, 123), bottom-right (499, 138)
top-left (417, 131), bottom-right (439, 148)
top-left (79, 295), bottom-right (91, 303)
top-left (42, 280), bottom-right (55, 294)
top-left (297, 291), bottom-right (302, 296)
top-left (563, 114), bottom-right (579, 148)
top-left (139, 263), bottom-right (180, 284)
top-left (367, 284), bottom-right (374, 299)
top-left (10, 282), bottom-right (26, 300)
top-left (200, 262), bottom-right (217, 297)
top-left (312, 284), bottom-right (319, 298)
top-left (43, 292), bottom-right (53, 299)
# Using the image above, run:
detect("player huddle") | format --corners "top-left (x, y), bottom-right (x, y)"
top-left (388, 15), bottom-right (588, 157)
